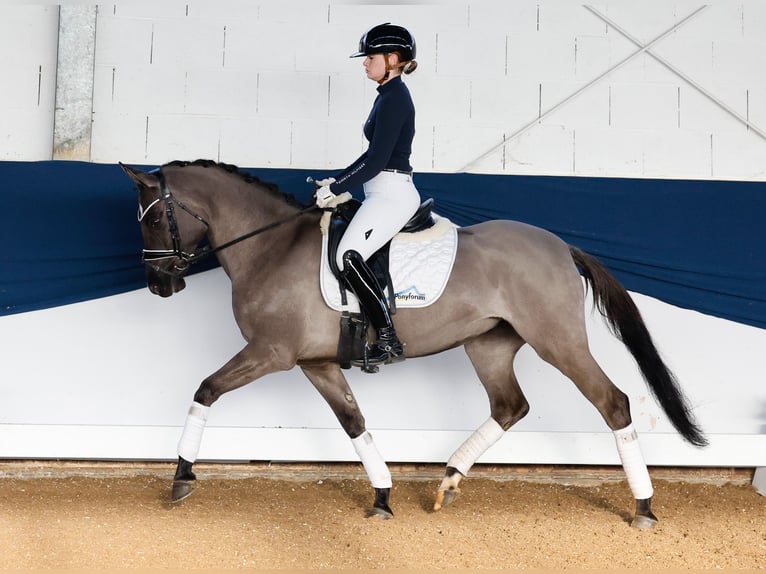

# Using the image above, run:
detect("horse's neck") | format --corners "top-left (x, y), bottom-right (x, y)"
top-left (200, 176), bottom-right (303, 269)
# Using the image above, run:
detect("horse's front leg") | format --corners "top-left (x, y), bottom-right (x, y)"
top-left (301, 362), bottom-right (393, 519)
top-left (171, 345), bottom-right (282, 502)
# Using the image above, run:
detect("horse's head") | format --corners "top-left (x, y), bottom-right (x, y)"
top-left (120, 163), bottom-right (209, 297)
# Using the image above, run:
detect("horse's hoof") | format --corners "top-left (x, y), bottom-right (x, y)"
top-left (631, 514), bottom-right (658, 530)
top-left (171, 480), bottom-right (195, 503)
top-left (365, 505), bottom-right (394, 520)
top-left (433, 487), bottom-right (461, 511)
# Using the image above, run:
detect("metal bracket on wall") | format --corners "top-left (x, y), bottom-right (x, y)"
top-left (585, 5), bottom-right (766, 143)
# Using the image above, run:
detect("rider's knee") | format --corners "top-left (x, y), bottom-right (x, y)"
top-left (340, 249), bottom-right (363, 272)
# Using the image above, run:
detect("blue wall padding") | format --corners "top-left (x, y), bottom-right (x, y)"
top-left (1, 161), bottom-right (763, 329)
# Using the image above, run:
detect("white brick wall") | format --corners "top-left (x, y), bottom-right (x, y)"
top-left (2, 1), bottom-right (765, 180)
top-left (0, 6), bottom-right (59, 160)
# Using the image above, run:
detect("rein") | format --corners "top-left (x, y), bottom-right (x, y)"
top-left (188, 205), bottom-right (318, 264)
top-left (141, 168), bottom-right (318, 270)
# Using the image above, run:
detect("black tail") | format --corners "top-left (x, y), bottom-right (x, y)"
top-left (570, 246), bottom-right (707, 447)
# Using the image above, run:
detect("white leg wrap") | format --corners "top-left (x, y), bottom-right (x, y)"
top-left (177, 402), bottom-right (209, 463)
top-left (351, 431), bottom-right (392, 489)
top-left (447, 417), bottom-right (505, 476)
top-left (614, 423), bottom-right (654, 500)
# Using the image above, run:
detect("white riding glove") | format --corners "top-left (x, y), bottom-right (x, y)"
top-left (315, 185), bottom-right (337, 208)
top-left (314, 177), bottom-right (336, 187)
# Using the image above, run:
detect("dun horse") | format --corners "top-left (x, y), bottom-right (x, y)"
top-left (121, 160), bottom-right (706, 529)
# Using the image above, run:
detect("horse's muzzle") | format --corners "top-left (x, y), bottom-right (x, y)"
top-left (145, 261), bottom-right (188, 297)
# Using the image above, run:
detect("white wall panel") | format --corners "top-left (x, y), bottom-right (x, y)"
top-left (713, 40), bottom-right (766, 87)
top-left (2, 268), bottom-right (764, 465)
top-left (504, 125), bottom-right (574, 175)
top-left (712, 131), bottom-right (766, 180)
top-left (145, 115), bottom-right (220, 164)
top-left (681, 85), bottom-right (748, 134)
top-left (743, 1), bottom-right (766, 35)
top-left (641, 130), bottom-right (712, 179)
top-left (290, 120), bottom-right (331, 168)
top-left (184, 69), bottom-right (259, 116)
top-left (599, 3), bottom-right (685, 40)
top-left (93, 65), bottom-right (187, 115)
top-left (469, 78), bottom-right (540, 127)
top-left (80, 2), bottom-right (766, 179)
top-left (573, 128), bottom-right (645, 177)
top-left (218, 117), bottom-right (291, 167)
top-left (90, 112), bottom-right (149, 164)
top-left (609, 83), bottom-right (679, 130)
top-left (296, 25), bottom-right (356, 74)
top-left (0, 6), bottom-right (59, 160)
top-left (652, 35), bottom-right (715, 87)
top-left (431, 123), bottom-right (505, 173)
top-left (328, 73), bottom-right (367, 121)
top-left (749, 87), bottom-right (765, 130)
top-left (469, 1), bottom-right (538, 34)
top-left (329, 3), bottom-right (468, 32)
top-left (542, 82), bottom-right (610, 129)
top-left (257, 71), bottom-right (328, 121)
top-left (411, 76), bottom-right (470, 124)
top-left (224, 22), bottom-right (299, 72)
top-left (93, 11), bottom-right (154, 66)
top-left (434, 29), bottom-right (506, 78)
top-left (574, 35), bottom-right (612, 80)
top-left (507, 33), bottom-right (576, 82)
top-left (150, 19), bottom-right (226, 69)
top-left (186, 1), bottom-right (261, 22)
top-left (541, 2), bottom-right (608, 36)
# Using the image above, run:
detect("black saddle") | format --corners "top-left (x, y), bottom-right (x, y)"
top-left (326, 197), bottom-right (435, 370)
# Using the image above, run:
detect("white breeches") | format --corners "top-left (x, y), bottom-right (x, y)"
top-left (335, 171), bottom-right (421, 269)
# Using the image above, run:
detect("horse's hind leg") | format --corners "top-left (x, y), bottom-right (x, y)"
top-left (535, 338), bottom-right (657, 528)
top-left (301, 363), bottom-right (394, 519)
top-left (434, 323), bottom-right (528, 511)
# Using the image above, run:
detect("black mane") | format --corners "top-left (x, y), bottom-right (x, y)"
top-left (162, 159), bottom-right (307, 209)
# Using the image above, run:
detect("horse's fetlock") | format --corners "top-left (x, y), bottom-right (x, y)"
top-left (193, 382), bottom-right (218, 406)
top-left (439, 467), bottom-right (463, 492)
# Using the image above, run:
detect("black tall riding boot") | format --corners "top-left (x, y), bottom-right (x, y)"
top-left (341, 250), bottom-right (405, 366)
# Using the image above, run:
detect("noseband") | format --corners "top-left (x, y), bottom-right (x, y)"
top-left (137, 168), bottom-right (318, 276)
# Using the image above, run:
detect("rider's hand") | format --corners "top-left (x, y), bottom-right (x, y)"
top-left (314, 177), bottom-right (336, 187)
top-left (315, 185), bottom-right (336, 208)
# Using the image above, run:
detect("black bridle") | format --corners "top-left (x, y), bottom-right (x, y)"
top-left (138, 168), bottom-right (318, 275)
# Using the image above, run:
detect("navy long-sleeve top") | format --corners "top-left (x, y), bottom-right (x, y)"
top-left (330, 76), bottom-right (415, 195)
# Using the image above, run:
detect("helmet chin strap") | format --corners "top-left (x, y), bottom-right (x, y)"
top-left (378, 53), bottom-right (395, 84)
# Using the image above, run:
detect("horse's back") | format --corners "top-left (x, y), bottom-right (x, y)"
top-left (444, 217), bottom-right (585, 329)
top-left (457, 218), bottom-right (575, 268)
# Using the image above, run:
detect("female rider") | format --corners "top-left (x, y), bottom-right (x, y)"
top-left (315, 23), bottom-right (420, 366)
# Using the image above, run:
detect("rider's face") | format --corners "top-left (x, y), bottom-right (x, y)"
top-left (364, 53), bottom-right (387, 82)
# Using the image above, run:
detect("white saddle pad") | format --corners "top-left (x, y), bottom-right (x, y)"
top-left (320, 214), bottom-right (459, 312)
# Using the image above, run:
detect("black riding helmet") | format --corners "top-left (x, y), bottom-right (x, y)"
top-left (351, 23), bottom-right (416, 61)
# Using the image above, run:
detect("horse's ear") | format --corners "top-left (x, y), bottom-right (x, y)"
top-left (119, 162), bottom-right (159, 188)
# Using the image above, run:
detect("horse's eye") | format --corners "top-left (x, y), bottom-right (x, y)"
top-left (149, 217), bottom-right (162, 229)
